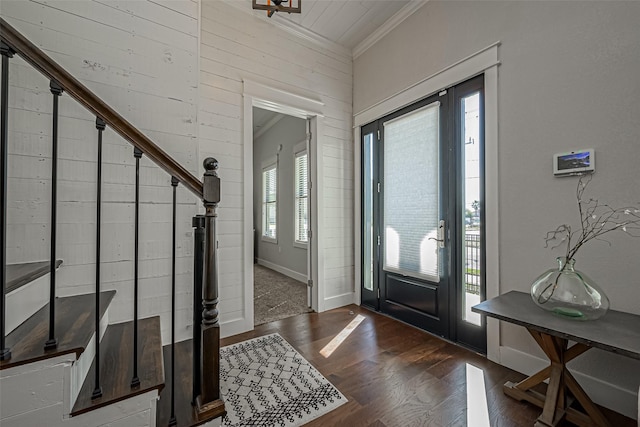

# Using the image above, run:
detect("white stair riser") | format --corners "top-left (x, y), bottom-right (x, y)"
top-left (1, 390), bottom-right (158, 427)
top-left (68, 305), bottom-right (110, 413)
top-left (5, 274), bottom-right (50, 334)
top-left (0, 355), bottom-right (74, 420)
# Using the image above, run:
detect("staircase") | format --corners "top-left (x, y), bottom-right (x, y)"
top-left (1, 17), bottom-right (225, 427)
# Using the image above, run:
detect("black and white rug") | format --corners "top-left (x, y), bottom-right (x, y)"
top-left (220, 333), bottom-right (347, 426)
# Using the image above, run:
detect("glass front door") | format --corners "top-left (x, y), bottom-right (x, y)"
top-left (379, 98), bottom-right (451, 335)
top-left (361, 75), bottom-right (486, 353)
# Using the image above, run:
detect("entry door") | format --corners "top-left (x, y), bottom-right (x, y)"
top-left (361, 76), bottom-right (486, 352)
top-left (363, 92), bottom-right (452, 336)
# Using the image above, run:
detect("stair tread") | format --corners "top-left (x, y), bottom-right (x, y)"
top-left (71, 316), bottom-right (165, 416)
top-left (156, 339), bottom-right (219, 427)
top-left (5, 260), bottom-right (63, 294)
top-left (0, 291), bottom-right (116, 370)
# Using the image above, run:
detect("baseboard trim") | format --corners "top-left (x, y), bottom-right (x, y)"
top-left (220, 316), bottom-right (252, 339)
top-left (256, 259), bottom-right (307, 284)
top-left (499, 346), bottom-right (638, 420)
top-left (321, 292), bottom-right (356, 312)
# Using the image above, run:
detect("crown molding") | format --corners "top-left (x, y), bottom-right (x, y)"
top-left (352, 0), bottom-right (428, 60)
top-left (223, 0), bottom-right (352, 60)
top-left (271, 14), bottom-right (352, 59)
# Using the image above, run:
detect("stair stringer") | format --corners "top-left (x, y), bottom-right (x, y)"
top-left (0, 351), bottom-right (159, 427)
top-left (0, 354), bottom-right (74, 421)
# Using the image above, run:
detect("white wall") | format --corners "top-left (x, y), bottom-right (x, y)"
top-left (354, 1), bottom-right (640, 419)
top-left (3, 0), bottom-right (355, 344)
top-left (2, 0), bottom-right (200, 344)
top-left (252, 114), bottom-right (307, 278)
top-left (199, 1), bottom-right (354, 334)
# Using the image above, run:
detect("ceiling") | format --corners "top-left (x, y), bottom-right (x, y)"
top-left (247, 0), bottom-right (421, 52)
top-left (253, 107), bottom-right (284, 138)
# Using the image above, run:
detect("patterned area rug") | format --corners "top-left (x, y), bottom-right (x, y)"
top-left (220, 333), bottom-right (347, 427)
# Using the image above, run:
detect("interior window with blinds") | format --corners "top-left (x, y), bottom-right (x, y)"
top-left (262, 163), bottom-right (277, 241)
top-left (383, 102), bottom-right (441, 282)
top-left (294, 148), bottom-right (308, 244)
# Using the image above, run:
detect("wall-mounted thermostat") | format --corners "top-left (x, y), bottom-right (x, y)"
top-left (553, 149), bottom-right (595, 176)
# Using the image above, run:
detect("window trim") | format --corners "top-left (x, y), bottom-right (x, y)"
top-left (261, 157), bottom-right (278, 244)
top-left (293, 140), bottom-right (308, 248)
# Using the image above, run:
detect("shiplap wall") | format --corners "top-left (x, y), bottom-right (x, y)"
top-left (199, 2), bottom-right (354, 331)
top-left (2, 0), bottom-right (200, 344)
top-left (2, 0), bottom-right (356, 343)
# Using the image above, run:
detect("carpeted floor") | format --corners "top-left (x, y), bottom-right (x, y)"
top-left (254, 264), bottom-right (311, 326)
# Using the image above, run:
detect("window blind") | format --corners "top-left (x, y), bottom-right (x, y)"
top-left (294, 152), bottom-right (308, 243)
top-left (383, 102), bottom-right (440, 282)
top-left (262, 164), bottom-right (277, 239)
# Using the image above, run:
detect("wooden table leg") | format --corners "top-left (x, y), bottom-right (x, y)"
top-left (534, 334), bottom-right (566, 426)
top-left (502, 328), bottom-right (612, 427)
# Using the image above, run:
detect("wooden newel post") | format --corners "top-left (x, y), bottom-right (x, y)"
top-left (196, 157), bottom-right (226, 419)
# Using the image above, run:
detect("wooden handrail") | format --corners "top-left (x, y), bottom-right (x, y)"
top-left (0, 17), bottom-right (203, 199)
top-left (2, 18), bottom-right (225, 418)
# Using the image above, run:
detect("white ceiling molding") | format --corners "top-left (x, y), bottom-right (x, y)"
top-left (352, 0), bottom-right (428, 60)
top-left (271, 14), bottom-right (352, 59)
top-left (254, 113), bottom-right (285, 140)
top-left (354, 42), bottom-right (500, 127)
top-left (223, 0), bottom-right (352, 60)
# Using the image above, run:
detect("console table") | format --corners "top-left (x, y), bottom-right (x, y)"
top-left (472, 291), bottom-right (640, 427)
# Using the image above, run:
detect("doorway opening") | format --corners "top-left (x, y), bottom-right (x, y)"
top-left (252, 107), bottom-right (311, 326)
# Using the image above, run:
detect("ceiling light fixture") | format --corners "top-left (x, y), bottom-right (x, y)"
top-left (252, 0), bottom-right (301, 18)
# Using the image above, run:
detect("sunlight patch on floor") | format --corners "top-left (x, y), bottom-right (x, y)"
top-left (466, 363), bottom-right (490, 427)
top-left (320, 314), bottom-right (365, 358)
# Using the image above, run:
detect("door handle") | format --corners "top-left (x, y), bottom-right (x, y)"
top-left (428, 220), bottom-right (446, 249)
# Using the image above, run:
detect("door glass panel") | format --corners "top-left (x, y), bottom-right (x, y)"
top-left (383, 103), bottom-right (440, 282)
top-left (363, 133), bottom-right (375, 291)
top-left (461, 92), bottom-right (482, 326)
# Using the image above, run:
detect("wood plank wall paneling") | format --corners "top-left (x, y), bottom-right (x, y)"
top-left (198, 2), bottom-right (354, 324)
top-left (2, 0), bottom-right (200, 345)
top-left (3, 0), bottom-right (355, 341)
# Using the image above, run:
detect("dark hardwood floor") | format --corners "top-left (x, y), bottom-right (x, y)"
top-left (156, 340), bottom-right (217, 427)
top-left (221, 304), bottom-right (636, 427)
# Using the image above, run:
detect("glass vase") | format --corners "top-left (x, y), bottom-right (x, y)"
top-left (530, 257), bottom-right (609, 320)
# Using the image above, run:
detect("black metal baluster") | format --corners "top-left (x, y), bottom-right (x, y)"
top-left (0, 42), bottom-right (14, 361)
top-left (44, 80), bottom-right (63, 351)
top-left (169, 176), bottom-right (179, 426)
top-left (192, 215), bottom-right (205, 404)
top-left (131, 147), bottom-right (142, 389)
top-left (92, 117), bottom-right (105, 400)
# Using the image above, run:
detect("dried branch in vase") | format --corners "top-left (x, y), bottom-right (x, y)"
top-left (544, 174), bottom-right (640, 268)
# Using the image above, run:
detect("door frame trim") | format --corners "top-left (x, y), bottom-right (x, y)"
top-left (353, 42), bottom-right (501, 362)
top-left (236, 78), bottom-right (325, 338)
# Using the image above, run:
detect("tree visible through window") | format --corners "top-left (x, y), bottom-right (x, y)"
top-left (294, 150), bottom-right (308, 244)
top-left (262, 164), bottom-right (277, 240)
